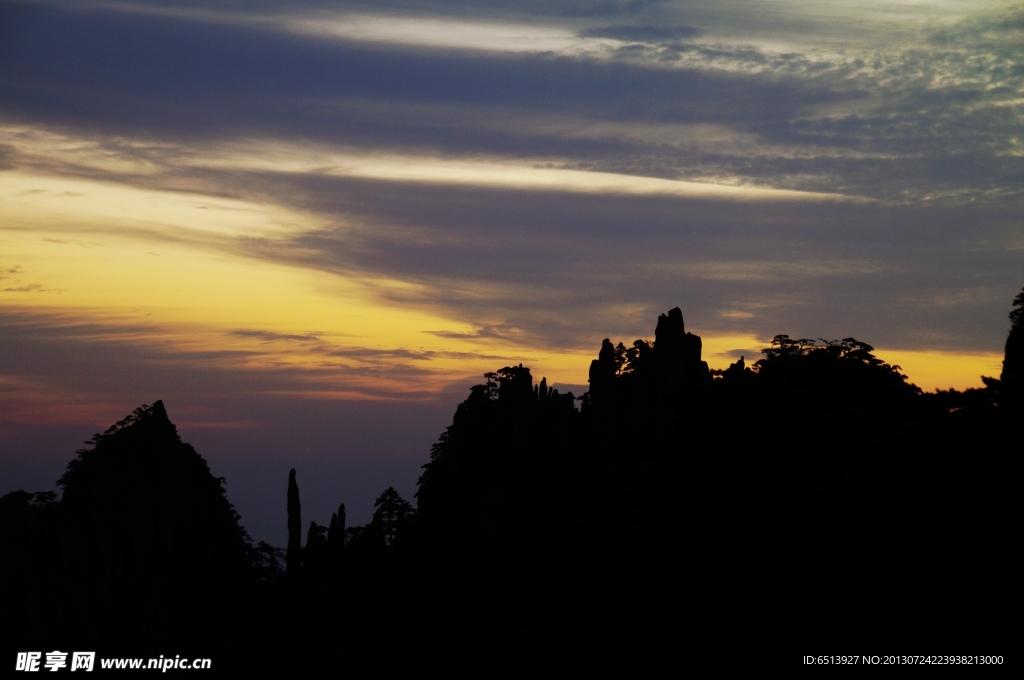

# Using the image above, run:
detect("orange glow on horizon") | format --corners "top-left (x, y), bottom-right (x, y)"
top-left (0, 155), bottom-right (1006, 431)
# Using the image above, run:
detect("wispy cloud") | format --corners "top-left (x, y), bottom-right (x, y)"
top-left (229, 329), bottom-right (322, 343)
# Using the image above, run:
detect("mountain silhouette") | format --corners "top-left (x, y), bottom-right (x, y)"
top-left (2, 290), bottom-right (1021, 675)
top-left (2, 401), bottom-right (252, 655)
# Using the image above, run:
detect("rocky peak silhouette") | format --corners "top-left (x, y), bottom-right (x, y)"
top-left (654, 306), bottom-right (686, 349)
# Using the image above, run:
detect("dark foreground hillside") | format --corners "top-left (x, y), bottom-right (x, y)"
top-left (3, 290), bottom-right (1021, 676)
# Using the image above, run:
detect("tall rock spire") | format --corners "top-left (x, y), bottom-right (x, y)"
top-left (287, 469), bottom-right (301, 579)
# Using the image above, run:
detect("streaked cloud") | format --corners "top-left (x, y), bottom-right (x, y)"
top-left (284, 14), bottom-right (592, 53)
top-left (195, 143), bottom-right (858, 201)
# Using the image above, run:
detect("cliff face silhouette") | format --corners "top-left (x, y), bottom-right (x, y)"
top-left (999, 287), bottom-right (1024, 402)
top-left (2, 289), bottom-right (1021, 674)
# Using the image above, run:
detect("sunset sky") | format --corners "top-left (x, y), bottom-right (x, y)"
top-left (1, 0), bottom-right (1021, 544)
